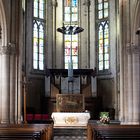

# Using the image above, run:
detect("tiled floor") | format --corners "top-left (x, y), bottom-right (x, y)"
top-left (53, 127), bottom-right (87, 140)
top-left (54, 136), bottom-right (87, 140)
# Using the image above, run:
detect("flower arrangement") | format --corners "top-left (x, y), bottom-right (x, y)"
top-left (99, 112), bottom-right (110, 124)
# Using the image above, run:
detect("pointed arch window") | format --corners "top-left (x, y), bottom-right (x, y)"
top-left (33, 0), bottom-right (46, 71)
top-left (96, 0), bottom-right (110, 73)
top-left (64, 0), bottom-right (79, 69)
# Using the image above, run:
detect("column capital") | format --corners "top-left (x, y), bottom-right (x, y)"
top-left (52, 0), bottom-right (57, 7)
top-left (0, 43), bottom-right (16, 55)
top-left (131, 44), bottom-right (140, 54)
top-left (126, 43), bottom-right (140, 54)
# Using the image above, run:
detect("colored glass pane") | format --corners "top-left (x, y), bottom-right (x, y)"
top-left (39, 10), bottom-right (44, 19)
top-left (96, 0), bottom-right (110, 72)
top-left (72, 47), bottom-right (78, 55)
top-left (34, 37), bottom-right (38, 46)
top-left (64, 0), bottom-right (78, 69)
top-left (99, 54), bottom-right (103, 61)
top-left (65, 7), bottom-right (70, 13)
top-left (65, 14), bottom-right (70, 21)
top-left (72, 14), bottom-right (77, 21)
top-left (34, 45), bottom-right (38, 53)
top-left (72, 42), bottom-right (78, 48)
top-left (39, 3), bottom-right (44, 11)
top-left (104, 9), bottom-right (108, 18)
top-left (65, 0), bottom-right (71, 6)
top-left (34, 53), bottom-right (38, 60)
top-left (104, 47), bottom-right (108, 53)
top-left (105, 61), bottom-right (109, 69)
top-left (99, 47), bottom-right (103, 53)
top-left (65, 35), bottom-right (71, 41)
top-left (99, 10), bottom-right (103, 19)
top-left (72, 0), bottom-right (77, 6)
top-left (65, 47), bottom-right (70, 55)
top-left (39, 46), bottom-right (43, 53)
top-left (34, 1), bottom-right (38, 17)
top-left (72, 7), bottom-right (77, 12)
top-left (39, 54), bottom-right (44, 61)
top-left (33, 61), bottom-right (38, 69)
top-left (98, 3), bottom-right (102, 10)
top-left (33, 0), bottom-right (45, 70)
top-left (104, 2), bottom-right (108, 9)
top-left (39, 39), bottom-right (44, 46)
top-left (105, 53), bottom-right (109, 60)
top-left (39, 61), bottom-right (44, 70)
top-left (99, 62), bottom-right (103, 70)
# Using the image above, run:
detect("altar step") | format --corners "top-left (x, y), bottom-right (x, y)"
top-left (53, 127), bottom-right (87, 140)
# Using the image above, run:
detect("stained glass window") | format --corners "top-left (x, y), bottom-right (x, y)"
top-left (33, 0), bottom-right (46, 70)
top-left (64, 0), bottom-right (79, 69)
top-left (96, 0), bottom-right (110, 72)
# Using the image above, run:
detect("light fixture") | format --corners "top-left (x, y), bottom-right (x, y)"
top-left (57, 25), bottom-right (84, 83)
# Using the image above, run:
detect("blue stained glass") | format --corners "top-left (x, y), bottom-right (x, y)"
top-left (72, 0), bottom-right (77, 6)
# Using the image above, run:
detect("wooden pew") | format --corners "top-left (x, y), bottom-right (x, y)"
top-left (0, 124), bottom-right (53, 140)
top-left (87, 123), bottom-right (140, 140)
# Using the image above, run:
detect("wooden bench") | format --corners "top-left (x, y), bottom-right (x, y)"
top-left (0, 124), bottom-right (53, 140)
top-left (87, 123), bottom-right (140, 140)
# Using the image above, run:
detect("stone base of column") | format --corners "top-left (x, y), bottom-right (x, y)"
top-left (1, 119), bottom-right (10, 124)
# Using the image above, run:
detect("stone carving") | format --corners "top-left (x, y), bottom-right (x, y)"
top-left (131, 44), bottom-right (140, 54)
top-left (0, 43), bottom-right (16, 55)
top-left (126, 43), bottom-right (140, 54)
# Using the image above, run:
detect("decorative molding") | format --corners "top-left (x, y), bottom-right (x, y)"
top-left (83, 0), bottom-right (91, 6)
top-left (52, 0), bottom-right (57, 7)
top-left (131, 44), bottom-right (140, 54)
top-left (126, 43), bottom-right (140, 54)
top-left (0, 43), bottom-right (16, 55)
top-left (126, 43), bottom-right (131, 54)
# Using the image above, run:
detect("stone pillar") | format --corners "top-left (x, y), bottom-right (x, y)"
top-left (126, 43), bottom-right (133, 124)
top-left (0, 46), bottom-right (10, 123)
top-left (9, 43), bottom-right (16, 124)
top-left (132, 44), bottom-right (140, 124)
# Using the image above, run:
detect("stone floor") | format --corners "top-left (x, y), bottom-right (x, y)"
top-left (53, 127), bottom-right (87, 140)
top-left (54, 136), bottom-right (87, 140)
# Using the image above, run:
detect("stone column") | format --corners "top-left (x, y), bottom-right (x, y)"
top-left (132, 44), bottom-right (140, 124)
top-left (126, 43), bottom-right (133, 124)
top-left (0, 46), bottom-right (10, 123)
top-left (9, 43), bottom-right (16, 124)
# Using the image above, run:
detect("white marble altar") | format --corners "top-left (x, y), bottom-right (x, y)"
top-left (51, 112), bottom-right (90, 126)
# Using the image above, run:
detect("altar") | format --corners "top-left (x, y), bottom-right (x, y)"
top-left (51, 112), bottom-right (90, 126)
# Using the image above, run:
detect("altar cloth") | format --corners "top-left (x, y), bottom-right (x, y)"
top-left (51, 112), bottom-right (90, 126)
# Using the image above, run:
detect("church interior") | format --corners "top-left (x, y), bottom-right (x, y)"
top-left (0, 0), bottom-right (140, 139)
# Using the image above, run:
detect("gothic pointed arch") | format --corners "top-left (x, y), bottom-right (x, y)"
top-left (0, 0), bottom-right (7, 46)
